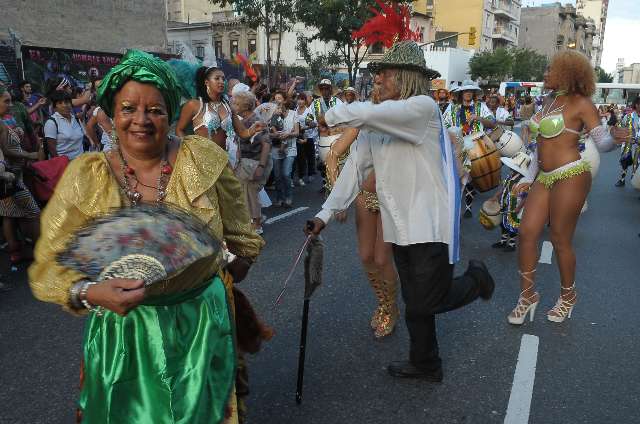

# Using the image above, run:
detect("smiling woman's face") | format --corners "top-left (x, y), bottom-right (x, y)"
top-left (113, 81), bottom-right (169, 156)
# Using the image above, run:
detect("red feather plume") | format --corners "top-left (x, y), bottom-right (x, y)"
top-left (352, 1), bottom-right (421, 48)
top-left (236, 53), bottom-right (258, 83)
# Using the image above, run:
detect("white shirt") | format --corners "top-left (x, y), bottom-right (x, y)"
top-left (494, 106), bottom-right (512, 125)
top-left (296, 107), bottom-right (316, 140)
top-left (317, 130), bottom-right (375, 214)
top-left (44, 112), bottom-right (85, 160)
top-left (271, 110), bottom-right (297, 159)
top-left (317, 96), bottom-right (461, 262)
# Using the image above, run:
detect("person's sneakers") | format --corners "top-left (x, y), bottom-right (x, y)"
top-left (255, 227), bottom-right (264, 235)
top-left (297, 178), bottom-right (306, 186)
top-left (467, 259), bottom-right (495, 300)
top-left (615, 179), bottom-right (625, 187)
top-left (284, 198), bottom-right (293, 208)
top-left (387, 361), bottom-right (443, 382)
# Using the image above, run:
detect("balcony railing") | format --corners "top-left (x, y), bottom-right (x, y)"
top-left (493, 1), bottom-right (518, 21)
top-left (492, 26), bottom-right (517, 42)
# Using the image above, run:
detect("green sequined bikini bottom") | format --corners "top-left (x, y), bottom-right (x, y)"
top-left (536, 159), bottom-right (591, 190)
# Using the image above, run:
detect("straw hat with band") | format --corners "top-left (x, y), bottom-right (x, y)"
top-left (367, 40), bottom-right (440, 80)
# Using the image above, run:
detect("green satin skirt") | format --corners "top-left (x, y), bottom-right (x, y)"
top-left (78, 276), bottom-right (236, 424)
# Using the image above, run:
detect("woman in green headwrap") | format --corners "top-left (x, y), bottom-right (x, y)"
top-left (28, 50), bottom-right (264, 423)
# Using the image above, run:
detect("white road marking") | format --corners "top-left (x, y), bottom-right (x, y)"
top-left (264, 207), bottom-right (309, 225)
top-left (539, 241), bottom-right (553, 264)
top-left (504, 334), bottom-right (540, 424)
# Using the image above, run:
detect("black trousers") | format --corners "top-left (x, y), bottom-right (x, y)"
top-left (392, 242), bottom-right (482, 371)
top-left (296, 138), bottom-right (317, 179)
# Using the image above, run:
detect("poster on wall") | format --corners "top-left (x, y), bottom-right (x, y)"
top-left (21, 46), bottom-right (122, 93)
top-left (21, 46), bottom-right (176, 95)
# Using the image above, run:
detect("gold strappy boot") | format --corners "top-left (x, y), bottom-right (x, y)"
top-left (365, 265), bottom-right (385, 330)
top-left (374, 278), bottom-right (399, 338)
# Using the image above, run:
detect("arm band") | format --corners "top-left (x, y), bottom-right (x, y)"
top-left (589, 125), bottom-right (615, 153)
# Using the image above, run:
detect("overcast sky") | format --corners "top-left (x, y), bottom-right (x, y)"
top-left (521, 0), bottom-right (639, 73)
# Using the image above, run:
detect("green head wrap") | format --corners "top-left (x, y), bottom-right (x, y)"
top-left (97, 50), bottom-right (181, 122)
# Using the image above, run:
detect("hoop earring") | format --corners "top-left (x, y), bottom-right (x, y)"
top-left (206, 85), bottom-right (212, 98)
top-left (111, 131), bottom-right (119, 146)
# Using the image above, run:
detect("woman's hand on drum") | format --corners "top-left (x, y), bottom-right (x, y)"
top-left (512, 182), bottom-right (531, 196)
top-left (86, 279), bottom-right (146, 316)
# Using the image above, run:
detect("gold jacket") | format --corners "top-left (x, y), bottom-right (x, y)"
top-left (29, 135), bottom-right (264, 313)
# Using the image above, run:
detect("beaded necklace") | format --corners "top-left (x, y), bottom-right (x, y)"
top-left (116, 141), bottom-right (173, 206)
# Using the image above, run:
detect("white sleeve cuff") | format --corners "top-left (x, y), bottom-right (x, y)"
top-left (315, 209), bottom-right (333, 226)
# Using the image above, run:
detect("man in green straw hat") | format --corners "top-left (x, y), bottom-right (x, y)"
top-left (307, 40), bottom-right (495, 382)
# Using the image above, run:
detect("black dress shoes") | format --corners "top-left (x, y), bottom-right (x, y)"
top-left (387, 361), bottom-right (443, 382)
top-left (467, 259), bottom-right (495, 300)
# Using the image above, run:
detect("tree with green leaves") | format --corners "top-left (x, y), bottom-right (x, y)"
top-left (209, 0), bottom-right (295, 87)
top-left (595, 66), bottom-right (614, 83)
top-left (511, 48), bottom-right (547, 82)
top-left (296, 0), bottom-right (378, 86)
top-left (468, 48), bottom-right (513, 83)
top-left (296, 37), bottom-right (342, 87)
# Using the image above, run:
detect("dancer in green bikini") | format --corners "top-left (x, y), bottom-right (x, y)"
top-left (507, 51), bottom-right (629, 325)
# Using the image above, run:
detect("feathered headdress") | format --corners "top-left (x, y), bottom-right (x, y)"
top-left (352, 0), bottom-right (421, 48)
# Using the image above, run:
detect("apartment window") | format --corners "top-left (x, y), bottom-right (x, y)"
top-left (370, 42), bottom-right (384, 54)
top-left (215, 40), bottom-right (223, 58)
top-left (248, 39), bottom-right (257, 55)
top-left (230, 40), bottom-right (239, 57)
top-left (196, 46), bottom-right (204, 58)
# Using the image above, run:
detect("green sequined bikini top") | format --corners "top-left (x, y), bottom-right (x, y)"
top-left (529, 92), bottom-right (581, 139)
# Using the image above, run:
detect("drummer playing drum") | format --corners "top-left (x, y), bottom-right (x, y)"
top-left (443, 80), bottom-right (497, 218)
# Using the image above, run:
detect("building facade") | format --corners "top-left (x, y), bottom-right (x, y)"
top-left (576, 0), bottom-right (609, 68)
top-left (0, 0), bottom-right (167, 54)
top-left (620, 63), bottom-right (640, 85)
top-left (616, 58), bottom-right (625, 83)
top-left (519, 3), bottom-right (595, 60)
top-left (432, 0), bottom-right (521, 52)
top-left (167, 0), bottom-right (231, 23)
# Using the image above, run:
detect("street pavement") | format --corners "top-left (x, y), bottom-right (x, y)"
top-left (1, 145), bottom-right (639, 424)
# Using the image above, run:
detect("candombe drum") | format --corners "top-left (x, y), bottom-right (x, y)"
top-left (318, 134), bottom-right (342, 164)
top-left (579, 136), bottom-right (600, 179)
top-left (479, 198), bottom-right (501, 230)
top-left (496, 130), bottom-right (525, 158)
top-left (466, 132), bottom-right (502, 192)
top-left (488, 126), bottom-right (504, 143)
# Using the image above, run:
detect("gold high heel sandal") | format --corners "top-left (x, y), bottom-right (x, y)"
top-left (374, 278), bottom-right (399, 338)
top-left (365, 266), bottom-right (385, 330)
top-left (507, 269), bottom-right (540, 325)
top-left (547, 283), bottom-right (576, 323)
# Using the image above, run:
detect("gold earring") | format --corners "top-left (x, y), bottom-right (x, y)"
top-left (111, 131), bottom-right (119, 145)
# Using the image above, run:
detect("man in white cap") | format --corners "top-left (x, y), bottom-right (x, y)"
top-left (306, 41), bottom-right (494, 382)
